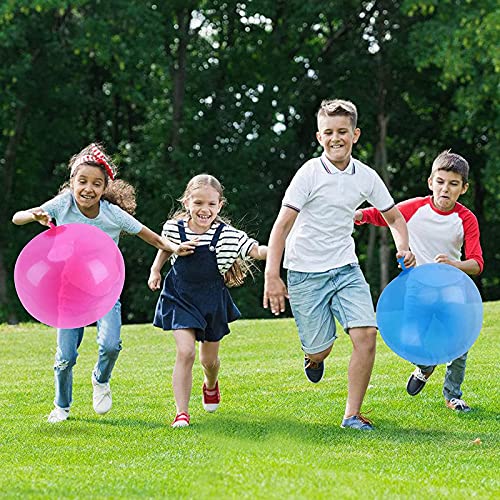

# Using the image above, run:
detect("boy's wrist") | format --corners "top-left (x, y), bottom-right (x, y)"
top-left (265, 270), bottom-right (281, 279)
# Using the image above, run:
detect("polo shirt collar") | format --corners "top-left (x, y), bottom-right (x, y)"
top-left (320, 154), bottom-right (355, 175)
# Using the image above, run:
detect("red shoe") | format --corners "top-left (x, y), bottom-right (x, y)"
top-left (171, 412), bottom-right (190, 428)
top-left (202, 381), bottom-right (221, 412)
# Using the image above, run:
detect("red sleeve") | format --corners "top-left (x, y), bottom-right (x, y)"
top-left (457, 206), bottom-right (484, 273)
top-left (356, 197), bottom-right (429, 227)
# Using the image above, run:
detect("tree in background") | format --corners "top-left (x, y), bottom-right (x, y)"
top-left (2, 0), bottom-right (498, 323)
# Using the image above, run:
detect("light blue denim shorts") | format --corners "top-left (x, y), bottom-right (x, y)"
top-left (287, 263), bottom-right (377, 354)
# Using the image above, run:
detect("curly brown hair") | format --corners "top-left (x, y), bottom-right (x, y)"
top-left (61, 142), bottom-right (137, 214)
top-left (171, 174), bottom-right (255, 288)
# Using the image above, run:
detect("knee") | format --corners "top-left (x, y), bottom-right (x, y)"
top-left (199, 354), bottom-right (220, 371)
top-left (307, 345), bottom-right (332, 363)
top-left (351, 327), bottom-right (377, 353)
top-left (100, 339), bottom-right (122, 358)
top-left (55, 350), bottom-right (78, 370)
top-left (176, 346), bottom-right (196, 366)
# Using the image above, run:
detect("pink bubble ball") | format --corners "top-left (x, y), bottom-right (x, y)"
top-left (14, 223), bottom-right (125, 329)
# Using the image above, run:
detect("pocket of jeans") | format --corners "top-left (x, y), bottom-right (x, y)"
top-left (287, 271), bottom-right (310, 287)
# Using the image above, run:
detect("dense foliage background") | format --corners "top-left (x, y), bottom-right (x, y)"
top-left (1, 0), bottom-right (498, 324)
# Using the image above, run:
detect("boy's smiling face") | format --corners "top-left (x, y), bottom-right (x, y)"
top-left (316, 114), bottom-right (360, 170)
top-left (428, 170), bottom-right (468, 211)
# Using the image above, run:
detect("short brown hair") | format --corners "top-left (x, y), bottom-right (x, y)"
top-left (317, 99), bottom-right (358, 128)
top-left (431, 150), bottom-right (469, 184)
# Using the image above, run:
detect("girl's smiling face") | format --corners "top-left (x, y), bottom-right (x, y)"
top-left (71, 165), bottom-right (107, 218)
top-left (184, 186), bottom-right (223, 233)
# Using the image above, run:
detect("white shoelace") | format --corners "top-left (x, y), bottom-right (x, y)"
top-left (413, 369), bottom-right (429, 383)
top-left (449, 398), bottom-right (468, 409)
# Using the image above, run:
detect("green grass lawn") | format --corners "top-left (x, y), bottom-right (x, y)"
top-left (0, 302), bottom-right (499, 499)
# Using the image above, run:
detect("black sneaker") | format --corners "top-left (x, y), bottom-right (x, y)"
top-left (445, 398), bottom-right (471, 412)
top-left (304, 356), bottom-right (324, 383)
top-left (406, 367), bottom-right (435, 396)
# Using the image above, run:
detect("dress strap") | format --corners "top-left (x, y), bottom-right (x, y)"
top-left (177, 220), bottom-right (187, 242)
top-left (209, 223), bottom-right (225, 251)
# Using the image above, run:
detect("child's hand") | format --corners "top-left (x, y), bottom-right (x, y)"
top-left (397, 250), bottom-right (416, 268)
top-left (175, 238), bottom-right (199, 256)
top-left (434, 254), bottom-right (454, 266)
top-left (263, 275), bottom-right (289, 315)
top-left (148, 270), bottom-right (162, 291)
top-left (31, 209), bottom-right (52, 227)
top-left (354, 209), bottom-right (363, 222)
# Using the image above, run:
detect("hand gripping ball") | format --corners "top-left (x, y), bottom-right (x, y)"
top-left (376, 263), bottom-right (483, 366)
top-left (14, 223), bottom-right (125, 329)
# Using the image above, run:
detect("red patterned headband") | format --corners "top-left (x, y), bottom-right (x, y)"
top-left (71, 144), bottom-right (115, 180)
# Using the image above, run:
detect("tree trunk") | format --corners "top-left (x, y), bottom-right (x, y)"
top-left (0, 104), bottom-right (29, 323)
top-left (374, 51), bottom-right (391, 291)
top-left (366, 224), bottom-right (377, 285)
top-left (169, 7), bottom-right (192, 157)
top-left (473, 161), bottom-right (485, 296)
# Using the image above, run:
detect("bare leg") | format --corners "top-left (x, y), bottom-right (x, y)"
top-left (199, 341), bottom-right (221, 389)
top-left (306, 345), bottom-right (333, 364)
top-left (344, 327), bottom-right (377, 418)
top-left (172, 329), bottom-right (196, 414)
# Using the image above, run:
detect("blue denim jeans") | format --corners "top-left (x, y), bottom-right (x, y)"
top-left (54, 301), bottom-right (122, 409)
top-left (418, 351), bottom-right (468, 400)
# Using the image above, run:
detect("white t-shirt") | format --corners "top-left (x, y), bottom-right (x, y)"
top-left (282, 154), bottom-right (394, 272)
top-left (162, 219), bottom-right (257, 275)
top-left (41, 191), bottom-right (143, 244)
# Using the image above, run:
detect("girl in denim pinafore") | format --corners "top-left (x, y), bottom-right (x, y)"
top-left (149, 174), bottom-right (267, 428)
top-left (154, 220), bottom-right (240, 341)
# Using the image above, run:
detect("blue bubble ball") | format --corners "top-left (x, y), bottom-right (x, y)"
top-left (376, 263), bottom-right (483, 366)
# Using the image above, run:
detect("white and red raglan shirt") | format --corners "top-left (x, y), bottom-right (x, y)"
top-left (357, 196), bottom-right (483, 273)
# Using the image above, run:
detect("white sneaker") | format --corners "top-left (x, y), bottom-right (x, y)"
top-left (92, 377), bottom-right (112, 415)
top-left (47, 406), bottom-right (69, 423)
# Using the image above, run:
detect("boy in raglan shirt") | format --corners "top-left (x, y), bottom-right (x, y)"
top-left (355, 150), bottom-right (483, 412)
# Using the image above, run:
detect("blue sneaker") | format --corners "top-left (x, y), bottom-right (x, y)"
top-left (341, 414), bottom-right (374, 431)
top-left (304, 356), bottom-right (324, 383)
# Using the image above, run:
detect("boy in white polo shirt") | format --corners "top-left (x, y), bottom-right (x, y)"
top-left (264, 99), bottom-right (415, 430)
top-left (355, 150), bottom-right (483, 412)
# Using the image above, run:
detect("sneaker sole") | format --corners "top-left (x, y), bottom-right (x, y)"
top-left (47, 415), bottom-right (69, 423)
top-left (202, 403), bottom-right (220, 412)
top-left (172, 421), bottom-right (190, 428)
top-left (94, 406), bottom-right (112, 415)
top-left (93, 399), bottom-right (112, 415)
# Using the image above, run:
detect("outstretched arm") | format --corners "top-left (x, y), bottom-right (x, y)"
top-left (148, 249), bottom-right (171, 291)
top-left (137, 226), bottom-right (198, 256)
top-left (263, 206), bottom-right (298, 315)
top-left (381, 206), bottom-right (416, 268)
top-left (12, 208), bottom-right (52, 227)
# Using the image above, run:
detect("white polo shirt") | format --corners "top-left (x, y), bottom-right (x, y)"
top-left (282, 154), bottom-right (394, 272)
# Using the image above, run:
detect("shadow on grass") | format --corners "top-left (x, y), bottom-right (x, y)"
top-left (74, 416), bottom-right (166, 429)
top-left (192, 410), bottom-right (496, 446)
top-left (35, 416), bottom-right (167, 434)
top-left (33, 405), bottom-right (498, 444)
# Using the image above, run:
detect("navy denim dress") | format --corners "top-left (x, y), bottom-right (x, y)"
top-left (153, 220), bottom-right (241, 342)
